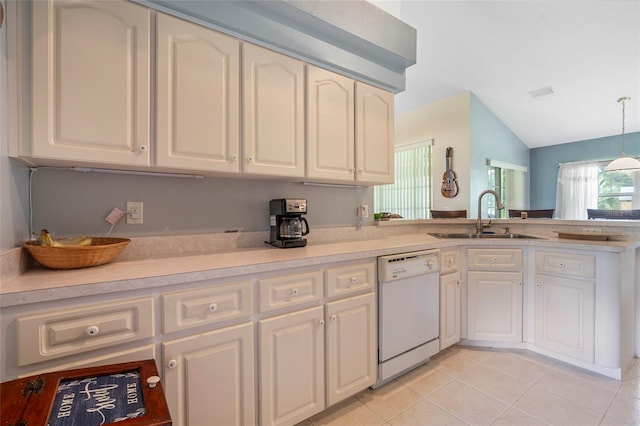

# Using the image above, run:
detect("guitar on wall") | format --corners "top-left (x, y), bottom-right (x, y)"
top-left (441, 147), bottom-right (458, 198)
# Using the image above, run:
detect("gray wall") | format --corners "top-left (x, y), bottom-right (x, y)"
top-left (29, 168), bottom-right (372, 239)
top-left (530, 132), bottom-right (640, 209)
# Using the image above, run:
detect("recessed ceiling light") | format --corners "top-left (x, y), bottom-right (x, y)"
top-left (528, 86), bottom-right (554, 98)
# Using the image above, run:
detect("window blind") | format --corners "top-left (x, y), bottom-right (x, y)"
top-left (374, 141), bottom-right (432, 219)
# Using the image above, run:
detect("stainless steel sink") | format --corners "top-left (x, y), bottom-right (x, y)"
top-left (428, 232), bottom-right (542, 239)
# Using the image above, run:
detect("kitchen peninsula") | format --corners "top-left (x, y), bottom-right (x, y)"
top-left (1, 219), bottom-right (638, 425)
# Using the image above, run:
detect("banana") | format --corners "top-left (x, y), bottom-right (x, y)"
top-left (39, 229), bottom-right (92, 247)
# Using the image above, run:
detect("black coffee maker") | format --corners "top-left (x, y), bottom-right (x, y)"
top-left (267, 198), bottom-right (310, 248)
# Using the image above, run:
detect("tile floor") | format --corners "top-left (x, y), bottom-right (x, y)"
top-left (301, 346), bottom-right (640, 426)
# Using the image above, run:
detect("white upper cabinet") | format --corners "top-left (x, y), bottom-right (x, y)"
top-left (242, 43), bottom-right (305, 178)
top-left (31, 0), bottom-right (151, 166)
top-left (306, 66), bottom-right (355, 182)
top-left (355, 82), bottom-right (394, 184)
top-left (156, 13), bottom-right (240, 173)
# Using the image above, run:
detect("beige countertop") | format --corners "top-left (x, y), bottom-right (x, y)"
top-left (1, 232), bottom-right (638, 308)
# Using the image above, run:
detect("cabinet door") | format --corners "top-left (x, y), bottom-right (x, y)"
top-left (467, 271), bottom-right (523, 342)
top-left (31, 0), bottom-right (150, 166)
top-left (162, 322), bottom-right (255, 426)
top-left (355, 82), bottom-right (394, 184)
top-left (440, 272), bottom-right (461, 350)
top-left (259, 306), bottom-right (324, 425)
top-left (326, 292), bottom-right (376, 406)
top-left (243, 43), bottom-right (305, 178)
top-left (307, 66), bottom-right (355, 182)
top-left (535, 274), bottom-right (595, 362)
top-left (156, 13), bottom-right (240, 173)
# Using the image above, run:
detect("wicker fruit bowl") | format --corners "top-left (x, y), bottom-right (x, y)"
top-left (23, 238), bottom-right (131, 270)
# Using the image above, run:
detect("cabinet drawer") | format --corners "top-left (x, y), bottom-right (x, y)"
top-left (162, 281), bottom-right (253, 333)
top-left (535, 251), bottom-right (595, 279)
top-left (17, 297), bottom-right (154, 366)
top-left (258, 270), bottom-right (323, 313)
top-left (440, 249), bottom-right (460, 275)
top-left (467, 248), bottom-right (522, 270)
top-left (325, 261), bottom-right (375, 298)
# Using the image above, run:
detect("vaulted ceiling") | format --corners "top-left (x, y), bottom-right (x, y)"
top-left (376, 1), bottom-right (640, 148)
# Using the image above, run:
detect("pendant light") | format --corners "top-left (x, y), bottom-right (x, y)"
top-left (605, 96), bottom-right (640, 172)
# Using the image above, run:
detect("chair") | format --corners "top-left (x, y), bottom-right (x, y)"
top-left (508, 209), bottom-right (554, 218)
top-left (430, 209), bottom-right (467, 218)
top-left (587, 209), bottom-right (640, 220)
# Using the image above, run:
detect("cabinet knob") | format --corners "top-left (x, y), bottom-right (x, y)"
top-left (518, 281), bottom-right (523, 286)
top-left (85, 325), bottom-right (100, 336)
top-left (147, 376), bottom-right (160, 389)
top-left (330, 315), bottom-right (337, 321)
top-left (358, 169), bottom-right (364, 174)
top-left (492, 257), bottom-right (498, 262)
top-left (350, 277), bottom-right (358, 284)
top-left (231, 154), bottom-right (238, 161)
top-left (349, 167), bottom-right (356, 172)
top-left (138, 145), bottom-right (148, 152)
top-left (536, 282), bottom-right (542, 288)
top-left (559, 262), bottom-right (566, 267)
top-left (457, 280), bottom-right (461, 286)
top-left (209, 303), bottom-right (218, 312)
top-left (247, 156), bottom-right (254, 162)
top-left (167, 359), bottom-right (178, 369)
top-left (291, 288), bottom-right (299, 296)
top-left (318, 319), bottom-right (325, 327)
top-left (426, 260), bottom-right (434, 269)
top-left (448, 258), bottom-right (454, 265)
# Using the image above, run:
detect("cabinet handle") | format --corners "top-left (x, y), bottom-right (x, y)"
top-left (209, 303), bottom-right (218, 312)
top-left (147, 376), bottom-right (161, 389)
top-left (138, 145), bottom-right (148, 152)
top-left (291, 288), bottom-right (299, 296)
top-left (330, 315), bottom-right (337, 321)
top-left (318, 319), bottom-right (325, 327)
top-left (85, 325), bottom-right (100, 336)
top-left (167, 359), bottom-right (178, 369)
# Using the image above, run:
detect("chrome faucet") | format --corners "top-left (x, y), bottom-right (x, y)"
top-left (476, 190), bottom-right (504, 234)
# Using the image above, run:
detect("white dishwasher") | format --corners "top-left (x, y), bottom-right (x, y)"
top-left (374, 249), bottom-right (440, 388)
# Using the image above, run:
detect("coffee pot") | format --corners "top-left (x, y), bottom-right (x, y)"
top-left (279, 216), bottom-right (310, 239)
top-left (267, 198), bottom-right (310, 248)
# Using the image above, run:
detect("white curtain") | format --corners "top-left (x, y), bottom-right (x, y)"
top-left (556, 162), bottom-right (599, 219)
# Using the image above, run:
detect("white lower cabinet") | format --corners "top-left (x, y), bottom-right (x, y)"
top-left (259, 306), bottom-right (325, 426)
top-left (326, 293), bottom-right (376, 406)
top-left (534, 274), bottom-right (595, 362)
top-left (258, 292), bottom-right (376, 426)
top-left (534, 250), bottom-right (596, 363)
top-left (440, 271), bottom-right (461, 350)
top-left (467, 271), bottom-right (523, 342)
top-left (162, 322), bottom-right (255, 426)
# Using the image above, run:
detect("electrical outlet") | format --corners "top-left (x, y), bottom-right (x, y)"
top-left (127, 202), bottom-right (143, 225)
top-left (362, 204), bottom-right (369, 218)
top-left (357, 204), bottom-right (369, 218)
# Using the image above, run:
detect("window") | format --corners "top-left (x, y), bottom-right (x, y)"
top-left (487, 160), bottom-right (527, 218)
top-left (598, 166), bottom-right (638, 209)
top-left (374, 141), bottom-right (433, 219)
top-left (556, 160), bottom-right (640, 219)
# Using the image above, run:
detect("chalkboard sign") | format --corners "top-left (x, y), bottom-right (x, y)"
top-left (48, 370), bottom-right (146, 425)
